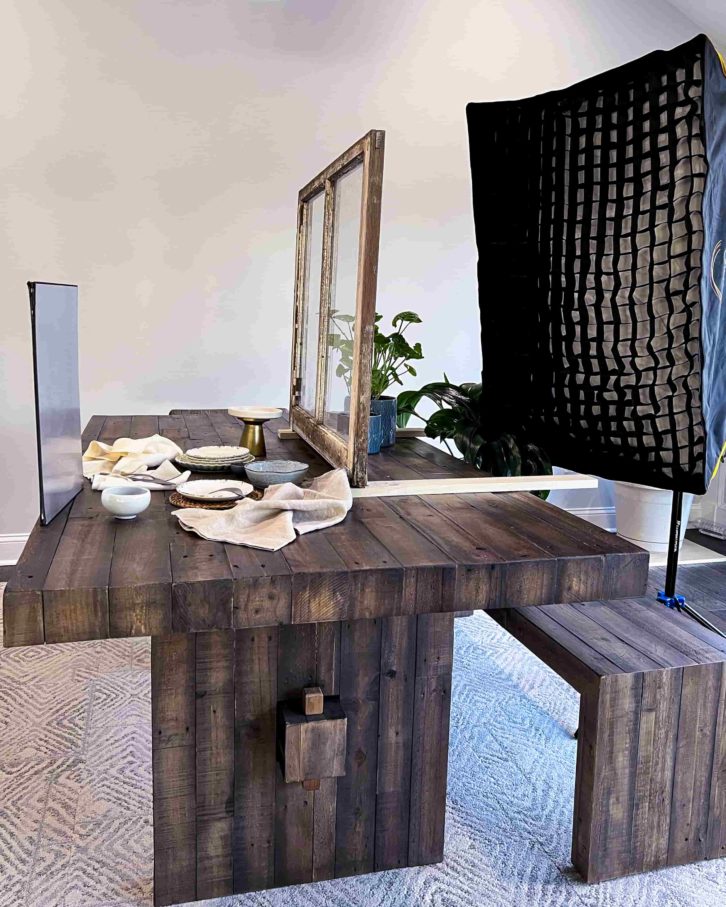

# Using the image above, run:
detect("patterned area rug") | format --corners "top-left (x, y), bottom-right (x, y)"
top-left (1, 585), bottom-right (725, 907)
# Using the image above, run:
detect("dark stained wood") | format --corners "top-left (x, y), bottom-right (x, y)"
top-left (312, 621), bottom-right (340, 881)
top-left (353, 497), bottom-right (450, 615)
top-left (43, 517), bottom-right (115, 643)
top-left (504, 491), bottom-right (649, 598)
top-left (233, 626), bottom-right (278, 893)
top-left (283, 534), bottom-right (350, 624)
top-left (385, 495), bottom-right (501, 611)
top-left (408, 613), bottom-right (454, 866)
top-left (81, 414), bottom-right (107, 448)
top-left (97, 415), bottom-right (133, 443)
top-left (183, 411), bottom-right (218, 440)
top-left (708, 665), bottom-right (726, 861)
top-left (466, 493), bottom-right (606, 602)
top-left (170, 523), bottom-right (233, 631)
top-left (375, 615), bottom-right (417, 870)
top-left (109, 517), bottom-right (172, 637)
top-left (227, 545), bottom-right (291, 628)
top-left (668, 662), bottom-right (722, 867)
top-left (312, 777), bottom-right (338, 881)
top-left (335, 618), bottom-right (382, 877)
top-left (196, 631), bottom-right (235, 899)
top-left (2, 503), bottom-right (71, 646)
top-left (152, 634), bottom-right (196, 905)
top-left (130, 414), bottom-right (160, 437)
top-left (274, 624), bottom-right (316, 885)
top-left (495, 596), bottom-right (726, 883)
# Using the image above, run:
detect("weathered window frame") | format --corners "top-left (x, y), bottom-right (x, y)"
top-left (288, 129), bottom-right (385, 487)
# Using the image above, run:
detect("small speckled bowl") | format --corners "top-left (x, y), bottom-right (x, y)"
top-left (244, 460), bottom-right (309, 489)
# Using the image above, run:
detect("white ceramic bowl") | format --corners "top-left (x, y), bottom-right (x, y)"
top-left (101, 485), bottom-right (151, 520)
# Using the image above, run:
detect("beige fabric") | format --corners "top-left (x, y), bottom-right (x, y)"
top-left (83, 435), bottom-right (190, 489)
top-left (173, 468), bottom-right (352, 551)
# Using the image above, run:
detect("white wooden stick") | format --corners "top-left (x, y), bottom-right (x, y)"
top-left (351, 474), bottom-right (597, 498)
top-left (278, 426), bottom-right (425, 440)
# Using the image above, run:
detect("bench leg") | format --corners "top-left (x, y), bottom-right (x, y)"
top-left (573, 664), bottom-right (726, 882)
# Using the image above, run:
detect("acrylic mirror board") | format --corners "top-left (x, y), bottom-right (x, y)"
top-left (29, 282), bottom-right (84, 524)
top-left (289, 130), bottom-right (385, 487)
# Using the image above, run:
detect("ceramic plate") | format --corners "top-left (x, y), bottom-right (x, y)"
top-left (177, 479), bottom-right (253, 502)
top-left (228, 406), bottom-right (283, 421)
top-left (186, 445), bottom-right (249, 460)
top-left (174, 454), bottom-right (255, 472)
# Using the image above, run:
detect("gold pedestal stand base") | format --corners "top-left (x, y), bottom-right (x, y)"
top-left (239, 418), bottom-right (270, 458)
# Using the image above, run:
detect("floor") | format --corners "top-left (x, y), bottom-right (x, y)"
top-left (1, 566), bottom-right (725, 907)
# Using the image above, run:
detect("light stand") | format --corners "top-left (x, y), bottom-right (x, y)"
top-left (656, 491), bottom-right (726, 638)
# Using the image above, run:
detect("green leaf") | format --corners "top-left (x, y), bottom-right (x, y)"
top-left (425, 408), bottom-right (460, 440)
top-left (334, 313), bottom-right (355, 323)
top-left (392, 310), bottom-right (422, 327)
top-left (396, 390), bottom-right (425, 427)
top-left (406, 365), bottom-right (417, 376)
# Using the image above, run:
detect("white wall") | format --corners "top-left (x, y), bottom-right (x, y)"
top-left (0, 0), bottom-right (699, 547)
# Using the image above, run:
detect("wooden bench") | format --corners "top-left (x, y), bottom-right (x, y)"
top-left (493, 597), bottom-right (726, 882)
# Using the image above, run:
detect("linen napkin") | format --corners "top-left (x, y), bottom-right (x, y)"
top-left (83, 434), bottom-right (191, 489)
top-left (173, 468), bottom-right (352, 551)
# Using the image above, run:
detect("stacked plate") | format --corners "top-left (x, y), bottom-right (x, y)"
top-left (175, 445), bottom-right (255, 473)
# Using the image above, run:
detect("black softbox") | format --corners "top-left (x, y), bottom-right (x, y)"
top-left (467, 34), bottom-right (726, 495)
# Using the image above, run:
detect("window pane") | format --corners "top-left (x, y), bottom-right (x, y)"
top-left (299, 192), bottom-right (325, 414)
top-left (324, 163), bottom-right (363, 438)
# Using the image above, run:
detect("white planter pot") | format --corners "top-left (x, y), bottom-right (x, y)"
top-left (613, 481), bottom-right (694, 554)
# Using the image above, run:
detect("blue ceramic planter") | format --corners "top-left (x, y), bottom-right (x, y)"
top-left (371, 396), bottom-right (397, 447)
top-left (368, 412), bottom-right (383, 454)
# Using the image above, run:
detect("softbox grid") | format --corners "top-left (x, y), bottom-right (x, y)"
top-left (467, 35), bottom-right (726, 494)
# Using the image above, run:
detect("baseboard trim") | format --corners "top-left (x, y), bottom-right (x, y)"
top-left (0, 533), bottom-right (30, 566)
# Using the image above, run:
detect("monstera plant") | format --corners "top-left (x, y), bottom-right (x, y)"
top-left (397, 379), bottom-right (552, 498)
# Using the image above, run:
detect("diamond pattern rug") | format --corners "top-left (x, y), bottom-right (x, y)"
top-left (1, 584), bottom-right (725, 907)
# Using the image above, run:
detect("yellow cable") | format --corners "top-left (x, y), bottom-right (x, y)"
top-left (712, 439), bottom-right (726, 480)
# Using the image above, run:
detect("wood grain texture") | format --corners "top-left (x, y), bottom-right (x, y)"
top-left (497, 598), bottom-right (726, 883)
top-left (274, 624), bottom-right (316, 885)
top-left (43, 517), bottom-right (115, 643)
top-left (170, 523), bottom-right (233, 631)
top-left (196, 632), bottom-right (235, 898)
top-left (335, 618), bottom-right (382, 877)
top-left (375, 615), bottom-right (417, 870)
top-left (233, 626), bottom-right (278, 893)
top-left (4, 411), bottom-right (650, 650)
top-left (408, 614), bottom-right (454, 866)
top-left (152, 634), bottom-right (196, 905)
top-left (109, 517), bottom-right (172, 637)
top-left (2, 504), bottom-right (71, 646)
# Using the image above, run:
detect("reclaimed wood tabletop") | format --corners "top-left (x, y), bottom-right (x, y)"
top-left (3, 409), bottom-right (648, 648)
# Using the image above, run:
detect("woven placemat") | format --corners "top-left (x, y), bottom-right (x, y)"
top-left (169, 491), bottom-right (237, 511)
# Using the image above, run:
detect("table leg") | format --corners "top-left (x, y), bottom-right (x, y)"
top-left (151, 614), bottom-right (454, 905)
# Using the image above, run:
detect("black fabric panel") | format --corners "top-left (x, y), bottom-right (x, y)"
top-left (467, 34), bottom-right (726, 494)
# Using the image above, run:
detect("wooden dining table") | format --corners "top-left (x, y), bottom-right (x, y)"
top-left (3, 409), bottom-right (649, 906)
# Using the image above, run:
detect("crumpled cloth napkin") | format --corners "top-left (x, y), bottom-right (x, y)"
top-left (173, 468), bottom-right (352, 551)
top-left (83, 434), bottom-right (190, 490)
